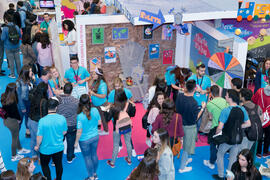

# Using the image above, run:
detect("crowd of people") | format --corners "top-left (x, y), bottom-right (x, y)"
top-left (0, 1), bottom-right (270, 180)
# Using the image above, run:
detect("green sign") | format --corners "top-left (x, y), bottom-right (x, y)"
top-left (92, 27), bottom-right (104, 44)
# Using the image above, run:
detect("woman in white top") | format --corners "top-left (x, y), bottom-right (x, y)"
top-left (63, 20), bottom-right (78, 58)
top-left (148, 74), bottom-right (166, 104)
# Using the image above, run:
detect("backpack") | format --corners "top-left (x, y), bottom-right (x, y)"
top-left (243, 104), bottom-right (263, 141)
top-left (7, 25), bottom-right (19, 44)
top-left (260, 88), bottom-right (270, 128)
top-left (214, 107), bottom-right (244, 145)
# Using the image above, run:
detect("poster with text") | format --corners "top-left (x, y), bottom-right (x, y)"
top-left (112, 27), bottom-right (128, 40)
top-left (163, 50), bottom-right (173, 64)
top-left (221, 19), bottom-right (270, 61)
top-left (189, 25), bottom-right (225, 74)
top-left (162, 24), bottom-right (173, 40)
top-left (92, 27), bottom-right (104, 44)
top-left (143, 25), bottom-right (153, 40)
top-left (149, 44), bottom-right (160, 59)
top-left (89, 57), bottom-right (102, 72)
top-left (104, 47), bottom-right (116, 63)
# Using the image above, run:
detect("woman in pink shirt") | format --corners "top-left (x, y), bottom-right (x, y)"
top-left (36, 32), bottom-right (53, 76)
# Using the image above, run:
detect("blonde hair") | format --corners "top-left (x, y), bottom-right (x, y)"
top-left (113, 77), bottom-right (124, 89)
top-left (50, 66), bottom-right (64, 89)
top-left (16, 158), bottom-right (32, 180)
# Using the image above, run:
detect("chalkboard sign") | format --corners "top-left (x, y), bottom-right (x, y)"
top-left (248, 44), bottom-right (270, 62)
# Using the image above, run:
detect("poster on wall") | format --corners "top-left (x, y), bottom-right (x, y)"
top-left (104, 47), bottom-right (116, 63)
top-left (143, 25), bottom-right (153, 40)
top-left (89, 57), bottom-right (102, 72)
top-left (162, 24), bottom-right (173, 40)
top-left (163, 50), bottom-right (173, 64)
top-left (221, 19), bottom-right (270, 62)
top-left (112, 27), bottom-right (128, 40)
top-left (189, 25), bottom-right (225, 74)
top-left (149, 44), bottom-right (160, 59)
top-left (92, 27), bottom-right (104, 44)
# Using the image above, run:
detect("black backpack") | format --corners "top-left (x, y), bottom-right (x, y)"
top-left (223, 107), bottom-right (244, 145)
top-left (243, 104), bottom-right (263, 141)
top-left (7, 25), bottom-right (19, 44)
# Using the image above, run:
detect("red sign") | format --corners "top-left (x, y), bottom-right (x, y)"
top-left (194, 33), bottom-right (211, 58)
top-left (163, 50), bottom-right (173, 64)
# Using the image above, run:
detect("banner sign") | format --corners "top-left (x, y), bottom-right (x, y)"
top-left (139, 10), bottom-right (165, 30)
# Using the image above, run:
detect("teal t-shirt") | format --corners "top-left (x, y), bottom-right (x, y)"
top-left (48, 78), bottom-right (60, 89)
top-left (37, 114), bottom-right (67, 155)
top-left (188, 74), bottom-right (211, 106)
top-left (77, 107), bottom-right (101, 141)
top-left (108, 88), bottom-right (132, 104)
top-left (219, 105), bottom-right (249, 124)
top-left (40, 20), bottom-right (51, 33)
top-left (64, 67), bottom-right (90, 87)
top-left (261, 73), bottom-right (268, 88)
top-left (91, 80), bottom-right (108, 106)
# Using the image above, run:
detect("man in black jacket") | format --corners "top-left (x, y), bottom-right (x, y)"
top-left (4, 3), bottom-right (21, 28)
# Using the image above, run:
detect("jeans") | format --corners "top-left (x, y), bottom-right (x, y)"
top-left (0, 41), bottom-right (4, 71)
top-left (216, 143), bottom-right (239, 178)
top-left (79, 135), bottom-right (99, 178)
top-left (239, 136), bottom-right (254, 151)
top-left (257, 125), bottom-right (270, 154)
top-left (21, 100), bottom-right (30, 130)
top-left (4, 117), bottom-right (22, 156)
top-left (65, 126), bottom-right (77, 161)
top-left (40, 151), bottom-right (63, 180)
top-left (5, 48), bottom-right (21, 76)
top-left (209, 142), bottom-right (217, 165)
top-left (180, 150), bottom-right (189, 170)
top-left (28, 119), bottom-right (39, 157)
top-left (112, 131), bottom-right (132, 164)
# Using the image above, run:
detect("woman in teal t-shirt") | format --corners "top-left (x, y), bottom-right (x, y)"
top-left (254, 58), bottom-right (270, 93)
top-left (48, 66), bottom-right (63, 96)
top-left (89, 68), bottom-right (109, 135)
top-left (74, 94), bottom-right (101, 180)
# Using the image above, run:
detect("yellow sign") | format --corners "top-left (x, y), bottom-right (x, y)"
top-left (254, 4), bottom-right (270, 18)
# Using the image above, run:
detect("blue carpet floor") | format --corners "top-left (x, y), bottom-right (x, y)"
top-left (0, 58), bottom-right (270, 180)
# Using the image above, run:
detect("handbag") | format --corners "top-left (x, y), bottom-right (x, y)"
top-left (127, 102), bottom-right (136, 117)
top-left (172, 114), bottom-right (182, 158)
top-left (0, 108), bottom-right (7, 120)
top-left (261, 88), bottom-right (270, 128)
top-left (142, 111), bottom-right (149, 129)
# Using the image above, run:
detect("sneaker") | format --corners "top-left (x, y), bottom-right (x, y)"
top-left (203, 160), bottom-right (215, 169)
top-left (125, 157), bottom-right (132, 165)
top-left (186, 158), bottom-right (192, 166)
top-left (132, 149), bottom-right (137, 157)
top-left (17, 148), bottom-right (30, 154)
top-left (8, 74), bottom-right (16, 79)
top-left (212, 174), bottom-right (225, 180)
top-left (107, 160), bottom-right (115, 168)
top-left (0, 72), bottom-right (5, 76)
top-left (118, 146), bottom-right (123, 153)
top-left (51, 162), bottom-right (55, 166)
top-left (11, 154), bottom-right (24, 161)
top-left (263, 152), bottom-right (270, 158)
top-left (146, 139), bottom-right (152, 147)
top-left (98, 130), bottom-right (109, 136)
top-left (178, 166), bottom-right (192, 173)
top-left (93, 174), bottom-right (98, 180)
top-left (256, 153), bottom-right (262, 159)
top-left (67, 156), bottom-right (76, 164)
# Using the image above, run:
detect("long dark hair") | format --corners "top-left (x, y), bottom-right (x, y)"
top-left (77, 94), bottom-right (91, 120)
top-left (232, 149), bottom-right (259, 180)
top-left (29, 82), bottom-right (48, 117)
top-left (62, 19), bottom-right (76, 32)
top-left (92, 68), bottom-right (108, 94)
top-left (147, 91), bottom-right (165, 111)
top-left (112, 89), bottom-right (128, 121)
top-left (32, 32), bottom-right (42, 43)
top-left (40, 32), bottom-right (51, 49)
top-left (1, 83), bottom-right (18, 105)
top-left (160, 98), bottom-right (175, 126)
top-left (262, 58), bottom-right (270, 74)
top-left (18, 65), bottom-right (32, 84)
top-left (129, 148), bottom-right (159, 180)
top-left (170, 66), bottom-right (191, 85)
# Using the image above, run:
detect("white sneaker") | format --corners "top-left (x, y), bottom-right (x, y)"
top-left (203, 160), bottom-right (215, 169)
top-left (11, 154), bottom-right (24, 161)
top-left (18, 148), bottom-right (30, 154)
top-left (178, 166), bottom-right (192, 173)
top-left (186, 158), bottom-right (192, 166)
top-left (146, 139), bottom-right (152, 147)
top-left (8, 74), bottom-right (16, 79)
top-left (132, 149), bottom-right (137, 157)
top-left (118, 146), bottom-right (123, 153)
top-left (98, 130), bottom-right (109, 136)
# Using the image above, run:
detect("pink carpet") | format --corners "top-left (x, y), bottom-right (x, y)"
top-left (97, 103), bottom-right (209, 160)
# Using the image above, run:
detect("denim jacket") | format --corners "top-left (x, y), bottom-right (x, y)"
top-left (16, 80), bottom-right (32, 110)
